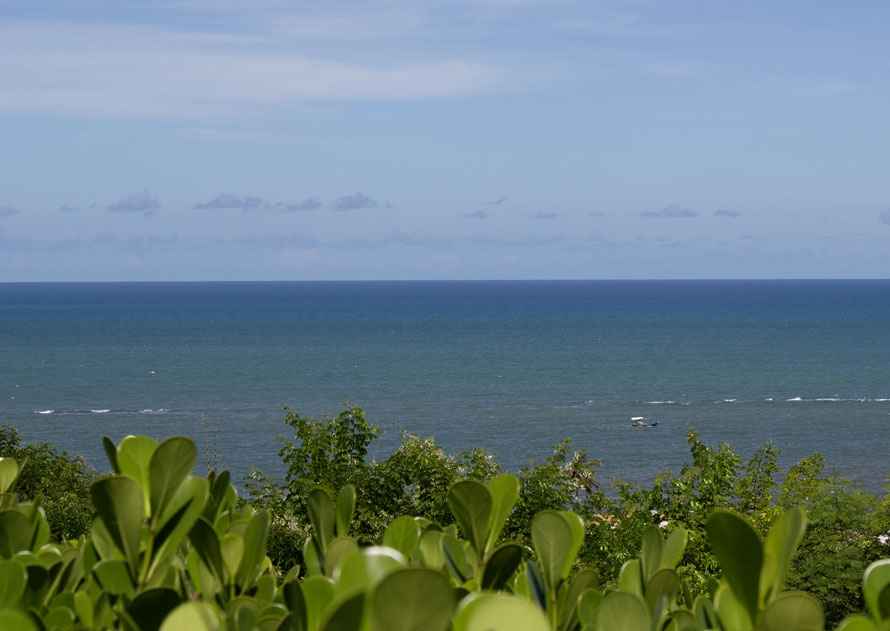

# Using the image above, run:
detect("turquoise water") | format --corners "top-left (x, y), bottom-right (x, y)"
top-left (2, 280), bottom-right (889, 490)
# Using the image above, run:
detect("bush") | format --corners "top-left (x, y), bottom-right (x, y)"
top-left (0, 423), bottom-right (97, 540)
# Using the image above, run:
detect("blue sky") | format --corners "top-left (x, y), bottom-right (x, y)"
top-left (1, 0), bottom-right (889, 280)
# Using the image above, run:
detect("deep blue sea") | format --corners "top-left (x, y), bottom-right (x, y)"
top-left (2, 280), bottom-right (889, 492)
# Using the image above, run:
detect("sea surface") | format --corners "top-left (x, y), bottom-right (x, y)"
top-left (2, 280), bottom-right (889, 492)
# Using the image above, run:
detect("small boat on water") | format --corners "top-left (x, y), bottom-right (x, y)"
top-left (631, 416), bottom-right (658, 427)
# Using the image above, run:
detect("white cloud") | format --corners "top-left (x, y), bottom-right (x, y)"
top-left (194, 193), bottom-right (265, 211)
top-left (332, 192), bottom-right (380, 212)
top-left (0, 22), bottom-right (505, 119)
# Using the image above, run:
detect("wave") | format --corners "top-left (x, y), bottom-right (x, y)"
top-left (91, 409), bottom-right (111, 413)
top-left (36, 409), bottom-right (54, 415)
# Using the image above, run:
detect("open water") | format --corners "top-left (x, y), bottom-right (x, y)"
top-left (1, 280), bottom-right (889, 491)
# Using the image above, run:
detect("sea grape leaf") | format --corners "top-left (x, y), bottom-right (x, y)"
top-left (372, 568), bottom-right (453, 631)
top-left (448, 480), bottom-right (493, 559)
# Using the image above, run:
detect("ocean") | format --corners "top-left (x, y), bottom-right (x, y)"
top-left (2, 280), bottom-right (889, 492)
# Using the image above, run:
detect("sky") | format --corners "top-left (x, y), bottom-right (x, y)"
top-left (1, 0), bottom-right (889, 281)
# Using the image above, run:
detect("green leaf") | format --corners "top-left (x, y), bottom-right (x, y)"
top-left (531, 510), bottom-right (572, 593)
top-left (443, 533), bottom-right (470, 584)
top-left (116, 435), bottom-right (158, 515)
top-left (447, 480), bottom-right (493, 559)
top-left (667, 609), bottom-right (697, 631)
top-left (577, 588), bottom-right (603, 628)
top-left (693, 595), bottom-right (720, 631)
top-left (481, 543), bottom-right (523, 591)
top-left (594, 591), bottom-right (651, 631)
top-left (149, 436), bottom-right (196, 520)
top-left (127, 587), bottom-right (182, 631)
top-left (864, 560), bottom-right (890, 622)
top-left (760, 506), bottom-right (806, 603)
top-left (645, 567), bottom-right (679, 616)
top-left (759, 591), bottom-right (824, 631)
top-left (382, 516), bottom-right (421, 558)
top-left (618, 559), bottom-right (644, 598)
top-left (281, 580), bottom-right (308, 631)
top-left (237, 510), bottom-right (269, 590)
top-left (484, 475), bottom-right (519, 556)
top-left (307, 489), bottom-right (335, 556)
top-left (556, 511), bottom-right (585, 581)
top-left (640, 525), bottom-right (663, 582)
top-left (0, 609), bottom-right (38, 631)
top-left (73, 590), bottom-right (93, 629)
top-left (0, 458), bottom-right (19, 494)
top-left (419, 530), bottom-right (445, 570)
top-left (92, 559), bottom-right (135, 596)
top-left (159, 602), bottom-right (221, 631)
top-left (301, 576), bottom-right (335, 631)
top-left (189, 517), bottom-right (225, 586)
top-left (320, 592), bottom-right (365, 631)
top-left (151, 477), bottom-right (209, 578)
top-left (0, 509), bottom-right (30, 558)
top-left (713, 581), bottom-right (752, 631)
top-left (706, 510), bottom-right (762, 625)
top-left (335, 485), bottom-right (356, 538)
top-left (561, 569), bottom-right (599, 631)
top-left (90, 476), bottom-right (145, 577)
top-left (333, 546), bottom-right (405, 595)
top-left (102, 436), bottom-right (120, 473)
top-left (372, 568), bottom-right (453, 631)
top-left (834, 615), bottom-right (877, 631)
top-left (324, 537), bottom-right (358, 579)
top-left (660, 528), bottom-right (687, 570)
top-left (0, 561), bottom-right (27, 607)
top-left (453, 592), bottom-right (550, 631)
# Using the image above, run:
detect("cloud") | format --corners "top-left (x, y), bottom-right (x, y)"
top-left (0, 23), bottom-right (504, 119)
top-left (640, 204), bottom-right (697, 218)
top-left (714, 210), bottom-right (741, 218)
top-left (484, 196), bottom-right (507, 205)
top-left (332, 192), bottom-right (379, 212)
top-left (0, 206), bottom-right (21, 218)
top-left (107, 190), bottom-right (160, 215)
top-left (880, 209), bottom-right (890, 226)
top-left (194, 193), bottom-right (266, 211)
top-left (275, 197), bottom-right (323, 212)
top-left (58, 205), bottom-right (81, 212)
top-left (465, 210), bottom-right (492, 219)
top-left (529, 212), bottom-right (558, 219)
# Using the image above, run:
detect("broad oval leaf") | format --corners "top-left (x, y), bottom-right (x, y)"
top-left (320, 592), bottom-right (365, 631)
top-left (484, 475), bottom-right (519, 556)
top-left (864, 559), bottom-right (890, 623)
top-left (759, 591), bottom-right (824, 631)
top-left (0, 458), bottom-right (19, 494)
top-left (594, 591), bottom-right (651, 631)
top-left (334, 546), bottom-right (405, 595)
top-left (0, 509), bottom-right (31, 558)
top-left (90, 476), bottom-right (145, 576)
top-left (706, 510), bottom-right (762, 625)
top-left (481, 543), bottom-right (523, 591)
top-left (128, 587), bottom-right (182, 631)
top-left (531, 510), bottom-right (572, 593)
top-left (149, 436), bottom-right (196, 520)
top-left (307, 489), bottom-right (336, 555)
top-left (159, 602), bottom-right (221, 631)
top-left (0, 560), bottom-right (27, 607)
top-left (116, 435), bottom-right (158, 515)
top-left (382, 515), bottom-right (421, 558)
top-left (335, 485), bottom-right (356, 538)
top-left (448, 480), bottom-right (493, 559)
top-left (761, 506), bottom-right (807, 603)
top-left (372, 568), bottom-right (453, 631)
top-left (454, 592), bottom-right (550, 631)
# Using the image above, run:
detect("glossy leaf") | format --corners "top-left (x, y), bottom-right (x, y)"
top-left (531, 510), bottom-right (572, 593)
top-left (713, 581), bottom-right (752, 631)
top-left (557, 510), bottom-right (585, 581)
top-left (382, 516), bottom-right (420, 558)
top-left (618, 559), bottom-right (644, 598)
top-left (128, 587), bottom-right (182, 631)
top-left (640, 525), bottom-right (662, 582)
top-left (151, 477), bottom-right (209, 579)
top-left (419, 530), bottom-right (445, 570)
top-left (0, 509), bottom-right (30, 558)
top-left (189, 517), bottom-right (225, 585)
top-left (576, 588), bottom-right (603, 628)
top-left (320, 592), bottom-right (365, 631)
top-left (116, 435), bottom-right (158, 515)
top-left (0, 609), bottom-right (38, 631)
top-left (307, 489), bottom-right (335, 556)
top-left (481, 543), bottom-right (523, 591)
top-left (484, 475), bottom-right (519, 555)
top-left (454, 592), bottom-right (550, 631)
top-left (324, 536), bottom-right (358, 578)
top-left (237, 510), bottom-right (269, 590)
top-left (693, 595), bottom-right (720, 631)
top-left (646, 567), bottom-right (679, 615)
top-left (759, 591), bottom-right (824, 631)
top-left (91, 475), bottom-right (145, 576)
top-left (561, 569), bottom-right (599, 631)
top-left (102, 436), bottom-right (120, 473)
top-left (281, 580), bottom-right (307, 631)
top-left (0, 458), bottom-right (18, 494)
top-left (372, 568), bottom-right (453, 631)
top-left (0, 561), bottom-right (27, 607)
top-left (864, 559), bottom-right (890, 622)
top-left (594, 591), bottom-right (651, 631)
top-left (333, 546), bottom-right (405, 595)
top-left (661, 528), bottom-right (687, 570)
top-left (149, 436), bottom-right (197, 520)
top-left (92, 559), bottom-right (135, 596)
top-left (761, 506), bottom-right (806, 603)
top-left (159, 602), bottom-right (221, 631)
top-left (707, 510), bottom-right (762, 625)
top-left (443, 533), bottom-right (470, 584)
top-left (448, 480), bottom-right (492, 559)
top-left (301, 576), bottom-right (335, 631)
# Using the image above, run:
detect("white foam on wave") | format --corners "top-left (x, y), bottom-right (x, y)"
top-left (91, 409), bottom-right (111, 413)
top-left (786, 397), bottom-right (804, 402)
top-left (36, 409), bottom-right (54, 414)
top-left (647, 400), bottom-right (676, 405)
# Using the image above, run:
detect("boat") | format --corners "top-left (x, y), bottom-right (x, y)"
top-left (631, 416), bottom-right (658, 427)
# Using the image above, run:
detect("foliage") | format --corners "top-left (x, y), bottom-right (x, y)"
top-left (0, 424), bottom-right (97, 541)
